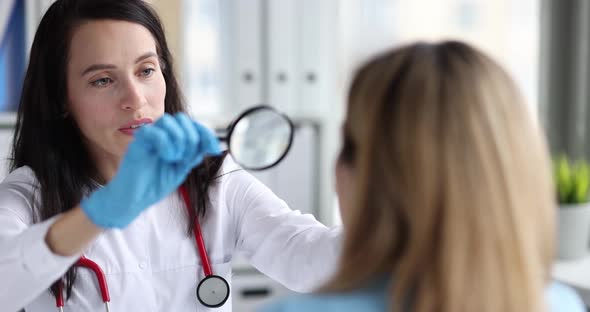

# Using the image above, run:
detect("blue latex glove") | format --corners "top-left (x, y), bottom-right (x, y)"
top-left (81, 113), bottom-right (221, 228)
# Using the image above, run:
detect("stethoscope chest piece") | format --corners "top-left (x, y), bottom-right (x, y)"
top-left (196, 274), bottom-right (230, 308)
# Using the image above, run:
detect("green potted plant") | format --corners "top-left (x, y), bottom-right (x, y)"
top-left (554, 155), bottom-right (590, 259)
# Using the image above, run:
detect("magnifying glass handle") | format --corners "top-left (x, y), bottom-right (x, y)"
top-left (214, 121), bottom-right (233, 142)
top-left (216, 135), bottom-right (228, 142)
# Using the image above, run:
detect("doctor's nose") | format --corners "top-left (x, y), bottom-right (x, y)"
top-left (120, 80), bottom-right (147, 111)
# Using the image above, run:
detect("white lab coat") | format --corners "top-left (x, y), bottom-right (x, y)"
top-left (0, 157), bottom-right (341, 311)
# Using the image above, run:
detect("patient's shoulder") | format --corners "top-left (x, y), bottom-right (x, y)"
top-left (262, 293), bottom-right (386, 312)
top-left (260, 281), bottom-right (389, 312)
top-left (547, 282), bottom-right (586, 312)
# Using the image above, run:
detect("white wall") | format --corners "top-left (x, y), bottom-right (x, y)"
top-left (0, 113), bottom-right (16, 180)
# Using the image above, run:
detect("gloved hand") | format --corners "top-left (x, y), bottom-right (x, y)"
top-left (81, 112), bottom-right (220, 228)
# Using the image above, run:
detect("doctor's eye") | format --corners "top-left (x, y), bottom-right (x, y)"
top-left (139, 68), bottom-right (156, 77)
top-left (90, 77), bottom-right (113, 88)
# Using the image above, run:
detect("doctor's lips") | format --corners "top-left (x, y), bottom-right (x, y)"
top-left (119, 118), bottom-right (153, 136)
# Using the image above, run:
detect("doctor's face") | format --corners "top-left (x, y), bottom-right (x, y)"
top-left (66, 20), bottom-right (166, 166)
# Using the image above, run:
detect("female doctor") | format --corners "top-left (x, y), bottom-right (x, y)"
top-left (0, 0), bottom-right (340, 311)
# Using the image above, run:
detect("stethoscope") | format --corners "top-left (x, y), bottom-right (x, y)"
top-left (54, 105), bottom-right (295, 310)
top-left (55, 185), bottom-right (230, 311)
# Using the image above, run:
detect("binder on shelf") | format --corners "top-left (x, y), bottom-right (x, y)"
top-left (266, 0), bottom-right (298, 115)
top-left (233, 0), bottom-right (264, 112)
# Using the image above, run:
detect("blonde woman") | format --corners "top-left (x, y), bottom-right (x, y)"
top-left (261, 41), bottom-right (585, 312)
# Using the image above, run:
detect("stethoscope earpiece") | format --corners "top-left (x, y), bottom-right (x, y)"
top-left (196, 274), bottom-right (230, 308)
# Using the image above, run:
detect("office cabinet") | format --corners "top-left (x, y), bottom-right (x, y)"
top-left (231, 0), bottom-right (265, 113)
top-left (184, 0), bottom-right (340, 118)
top-left (184, 0), bottom-right (342, 225)
top-left (249, 123), bottom-right (318, 216)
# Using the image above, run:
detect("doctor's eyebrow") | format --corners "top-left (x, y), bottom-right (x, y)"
top-left (80, 52), bottom-right (159, 76)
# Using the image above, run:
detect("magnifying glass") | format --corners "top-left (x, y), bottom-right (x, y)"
top-left (194, 105), bottom-right (294, 307)
top-left (217, 105), bottom-right (294, 171)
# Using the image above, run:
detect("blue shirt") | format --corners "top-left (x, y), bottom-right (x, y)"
top-left (260, 280), bottom-right (586, 312)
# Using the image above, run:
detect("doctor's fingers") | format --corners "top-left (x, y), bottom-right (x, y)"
top-left (133, 123), bottom-right (176, 161)
top-left (133, 125), bottom-right (166, 155)
top-left (184, 120), bottom-right (221, 168)
top-left (152, 114), bottom-right (187, 161)
top-left (191, 120), bottom-right (221, 166)
top-left (175, 113), bottom-right (201, 164)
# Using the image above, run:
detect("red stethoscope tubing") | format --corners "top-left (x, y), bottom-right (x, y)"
top-left (77, 256), bottom-right (111, 303)
top-left (55, 185), bottom-right (212, 307)
top-left (56, 280), bottom-right (64, 308)
top-left (55, 256), bottom-right (110, 309)
top-left (179, 186), bottom-right (213, 276)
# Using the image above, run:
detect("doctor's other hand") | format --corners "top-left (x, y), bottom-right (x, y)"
top-left (81, 113), bottom-right (221, 229)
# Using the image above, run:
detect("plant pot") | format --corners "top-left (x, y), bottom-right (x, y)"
top-left (557, 202), bottom-right (590, 260)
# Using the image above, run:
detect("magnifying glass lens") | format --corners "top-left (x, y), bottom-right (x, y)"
top-left (228, 107), bottom-right (293, 170)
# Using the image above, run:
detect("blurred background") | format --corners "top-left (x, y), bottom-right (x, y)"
top-left (1, 0), bottom-right (589, 310)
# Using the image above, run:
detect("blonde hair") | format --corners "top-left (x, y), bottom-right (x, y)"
top-left (324, 41), bottom-right (555, 312)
